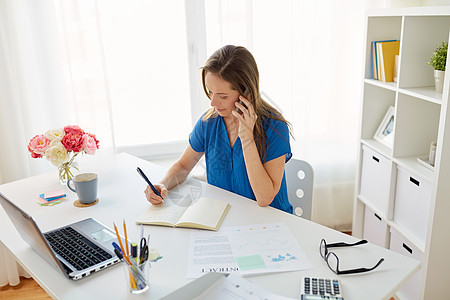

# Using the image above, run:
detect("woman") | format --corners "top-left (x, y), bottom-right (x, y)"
top-left (145, 45), bottom-right (293, 213)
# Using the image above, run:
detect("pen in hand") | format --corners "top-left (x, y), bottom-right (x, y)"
top-left (137, 167), bottom-right (165, 202)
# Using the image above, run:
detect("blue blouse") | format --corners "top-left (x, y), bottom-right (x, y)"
top-left (189, 114), bottom-right (292, 213)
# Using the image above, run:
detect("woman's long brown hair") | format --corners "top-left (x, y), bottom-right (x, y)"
top-left (201, 45), bottom-right (292, 162)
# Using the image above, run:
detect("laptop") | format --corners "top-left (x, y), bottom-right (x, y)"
top-left (0, 192), bottom-right (121, 280)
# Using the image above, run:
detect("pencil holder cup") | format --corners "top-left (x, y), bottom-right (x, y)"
top-left (122, 259), bottom-right (150, 294)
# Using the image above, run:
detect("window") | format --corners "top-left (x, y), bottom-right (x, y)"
top-left (56, 0), bottom-right (192, 149)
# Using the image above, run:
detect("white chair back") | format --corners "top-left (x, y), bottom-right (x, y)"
top-left (285, 159), bottom-right (314, 220)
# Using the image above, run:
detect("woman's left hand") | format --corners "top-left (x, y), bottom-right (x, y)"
top-left (232, 95), bottom-right (257, 142)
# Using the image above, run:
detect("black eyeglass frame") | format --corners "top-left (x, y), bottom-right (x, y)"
top-left (320, 239), bottom-right (385, 275)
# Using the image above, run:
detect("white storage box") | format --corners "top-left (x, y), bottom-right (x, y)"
top-left (393, 166), bottom-right (432, 246)
top-left (360, 145), bottom-right (391, 215)
top-left (363, 206), bottom-right (387, 247)
top-left (389, 228), bottom-right (423, 300)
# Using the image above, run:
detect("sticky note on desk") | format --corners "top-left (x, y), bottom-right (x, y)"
top-left (39, 193), bottom-right (65, 202)
top-left (43, 189), bottom-right (65, 199)
top-left (38, 189), bottom-right (66, 206)
top-left (37, 196), bottom-right (63, 206)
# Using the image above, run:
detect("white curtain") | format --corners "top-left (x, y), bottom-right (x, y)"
top-left (0, 242), bottom-right (30, 287)
top-left (0, 0), bottom-right (193, 185)
top-left (0, 0), bottom-right (68, 183)
top-left (0, 0), bottom-right (114, 184)
top-left (0, 0), bottom-right (192, 287)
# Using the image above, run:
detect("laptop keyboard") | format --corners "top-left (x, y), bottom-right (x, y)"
top-left (45, 227), bottom-right (112, 270)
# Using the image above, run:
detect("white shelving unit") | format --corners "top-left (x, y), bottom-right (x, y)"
top-left (353, 7), bottom-right (450, 299)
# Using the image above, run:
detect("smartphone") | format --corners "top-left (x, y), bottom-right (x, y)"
top-left (236, 100), bottom-right (245, 115)
top-left (236, 88), bottom-right (248, 115)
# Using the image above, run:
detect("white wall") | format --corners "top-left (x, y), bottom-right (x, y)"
top-left (388, 0), bottom-right (450, 7)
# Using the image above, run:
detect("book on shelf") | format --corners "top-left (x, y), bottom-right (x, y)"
top-left (379, 40), bottom-right (400, 82)
top-left (371, 41), bottom-right (377, 80)
top-left (371, 40), bottom-right (399, 82)
top-left (136, 197), bottom-right (231, 231)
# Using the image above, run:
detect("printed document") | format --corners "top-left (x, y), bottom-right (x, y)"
top-left (187, 222), bottom-right (313, 278)
top-left (187, 230), bottom-right (239, 278)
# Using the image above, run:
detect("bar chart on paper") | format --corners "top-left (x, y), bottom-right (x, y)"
top-left (227, 223), bottom-right (313, 275)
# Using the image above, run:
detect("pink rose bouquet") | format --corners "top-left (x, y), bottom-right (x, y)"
top-left (28, 125), bottom-right (99, 167)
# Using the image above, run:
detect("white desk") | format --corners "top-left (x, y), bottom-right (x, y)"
top-left (0, 153), bottom-right (419, 300)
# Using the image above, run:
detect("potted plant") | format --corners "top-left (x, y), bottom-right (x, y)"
top-left (427, 41), bottom-right (448, 93)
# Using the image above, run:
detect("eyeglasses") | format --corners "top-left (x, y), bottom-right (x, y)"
top-left (319, 239), bottom-right (384, 275)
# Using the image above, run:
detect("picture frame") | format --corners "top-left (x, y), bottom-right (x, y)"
top-left (374, 106), bottom-right (395, 148)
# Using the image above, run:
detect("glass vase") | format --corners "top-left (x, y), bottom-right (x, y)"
top-left (58, 161), bottom-right (79, 185)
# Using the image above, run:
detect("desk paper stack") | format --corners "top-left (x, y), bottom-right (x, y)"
top-left (37, 189), bottom-right (66, 206)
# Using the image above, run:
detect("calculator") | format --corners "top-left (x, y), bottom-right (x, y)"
top-left (300, 277), bottom-right (344, 300)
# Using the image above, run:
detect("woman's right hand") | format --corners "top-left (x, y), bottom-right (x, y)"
top-left (144, 184), bottom-right (168, 205)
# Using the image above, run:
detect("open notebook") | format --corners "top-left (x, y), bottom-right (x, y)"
top-left (136, 197), bottom-right (230, 231)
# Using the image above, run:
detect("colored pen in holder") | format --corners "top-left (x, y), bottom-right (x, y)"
top-left (112, 221), bottom-right (150, 295)
top-left (115, 248), bottom-right (150, 294)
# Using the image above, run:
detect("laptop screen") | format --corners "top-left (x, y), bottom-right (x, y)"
top-left (0, 192), bottom-right (68, 276)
